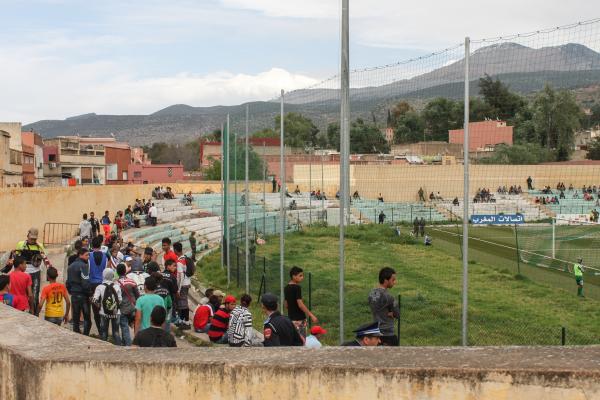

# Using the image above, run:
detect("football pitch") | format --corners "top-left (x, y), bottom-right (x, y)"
top-left (431, 224), bottom-right (600, 299)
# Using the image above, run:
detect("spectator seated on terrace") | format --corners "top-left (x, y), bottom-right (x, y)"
top-left (473, 188), bottom-right (494, 203)
top-left (294, 185), bottom-right (301, 195)
top-left (181, 191), bottom-right (194, 206)
top-left (335, 191), bottom-right (340, 200)
top-left (164, 187), bottom-right (175, 199)
top-left (289, 200), bottom-right (297, 210)
top-left (568, 183), bottom-right (574, 191)
top-left (573, 191), bottom-right (580, 199)
top-left (584, 192), bottom-right (594, 201)
top-left (353, 191), bottom-right (361, 200)
top-left (557, 182), bottom-right (566, 191)
top-left (541, 186), bottom-right (553, 195)
top-left (133, 199), bottom-right (144, 214)
top-left (452, 197), bottom-right (459, 206)
top-left (591, 209), bottom-right (600, 222)
top-left (378, 193), bottom-right (384, 203)
top-left (429, 192), bottom-right (435, 201)
top-left (560, 191), bottom-right (566, 199)
top-left (240, 194), bottom-right (247, 206)
top-left (203, 188), bottom-right (214, 194)
top-left (285, 189), bottom-right (292, 198)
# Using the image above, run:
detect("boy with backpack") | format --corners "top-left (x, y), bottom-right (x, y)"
top-left (0, 275), bottom-right (14, 307)
top-left (173, 241), bottom-right (194, 330)
top-left (92, 268), bottom-right (122, 343)
top-left (38, 266), bottom-right (70, 326)
top-left (116, 263), bottom-right (140, 346)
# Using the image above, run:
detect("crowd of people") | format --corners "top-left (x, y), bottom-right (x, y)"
top-left (473, 188), bottom-right (495, 203)
top-left (1, 225), bottom-right (401, 348)
top-left (496, 185), bottom-right (523, 195)
top-left (152, 186), bottom-right (176, 200)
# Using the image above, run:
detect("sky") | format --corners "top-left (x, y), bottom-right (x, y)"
top-left (2, 0), bottom-right (600, 123)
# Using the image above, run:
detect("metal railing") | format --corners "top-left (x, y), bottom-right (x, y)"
top-left (43, 223), bottom-right (79, 246)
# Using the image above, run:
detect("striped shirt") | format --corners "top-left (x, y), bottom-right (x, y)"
top-left (207, 308), bottom-right (230, 341)
top-left (227, 306), bottom-right (253, 346)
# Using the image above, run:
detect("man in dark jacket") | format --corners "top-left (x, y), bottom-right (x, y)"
top-left (66, 248), bottom-right (92, 335)
top-left (261, 293), bottom-right (303, 347)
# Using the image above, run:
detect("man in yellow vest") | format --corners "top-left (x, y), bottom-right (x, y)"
top-left (574, 258), bottom-right (585, 298)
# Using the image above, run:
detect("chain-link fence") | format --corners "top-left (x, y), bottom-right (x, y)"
top-left (208, 17), bottom-right (600, 345)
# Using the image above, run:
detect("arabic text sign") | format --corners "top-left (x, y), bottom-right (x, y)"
top-left (471, 214), bottom-right (525, 225)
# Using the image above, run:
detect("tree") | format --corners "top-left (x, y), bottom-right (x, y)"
top-left (204, 129), bottom-right (221, 141)
top-left (478, 74), bottom-right (525, 122)
top-left (586, 137), bottom-right (600, 160)
top-left (252, 128), bottom-right (278, 139)
top-left (532, 85), bottom-right (581, 157)
top-left (326, 119), bottom-right (389, 153)
top-left (478, 143), bottom-right (553, 164)
top-left (275, 112), bottom-right (319, 148)
top-left (394, 111), bottom-right (425, 144)
top-left (203, 143), bottom-right (266, 180)
top-left (143, 140), bottom-right (201, 171)
top-left (350, 119), bottom-right (390, 154)
top-left (391, 101), bottom-right (412, 123)
top-left (422, 98), bottom-right (462, 141)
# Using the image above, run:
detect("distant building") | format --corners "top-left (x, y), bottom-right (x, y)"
top-left (0, 122), bottom-right (23, 187)
top-left (0, 130), bottom-right (10, 188)
top-left (448, 120), bottom-right (513, 152)
top-left (574, 127), bottom-right (600, 150)
top-left (391, 141), bottom-right (464, 158)
top-left (199, 137), bottom-right (292, 168)
top-left (128, 163), bottom-right (184, 184)
top-left (43, 136), bottom-right (106, 185)
top-left (131, 147), bottom-right (151, 165)
top-left (383, 127), bottom-right (394, 144)
top-left (22, 131), bottom-right (44, 187)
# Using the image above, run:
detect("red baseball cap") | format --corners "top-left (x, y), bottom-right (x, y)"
top-left (224, 295), bottom-right (237, 304)
top-left (310, 326), bottom-right (327, 335)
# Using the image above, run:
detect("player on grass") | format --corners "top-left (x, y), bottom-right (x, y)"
top-left (573, 258), bottom-right (585, 298)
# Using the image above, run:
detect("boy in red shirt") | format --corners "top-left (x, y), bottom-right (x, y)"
top-left (9, 257), bottom-right (33, 312)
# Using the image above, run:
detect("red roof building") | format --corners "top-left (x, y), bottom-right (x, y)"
top-left (448, 120), bottom-right (513, 151)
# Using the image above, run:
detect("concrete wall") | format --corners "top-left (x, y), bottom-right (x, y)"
top-left (1, 304), bottom-right (599, 400)
top-left (294, 164), bottom-right (600, 202)
top-left (0, 181), bottom-right (267, 251)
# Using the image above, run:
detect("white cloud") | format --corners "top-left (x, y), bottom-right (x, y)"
top-left (0, 39), bottom-right (318, 123)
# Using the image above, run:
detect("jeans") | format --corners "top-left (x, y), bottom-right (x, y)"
top-left (195, 323), bottom-right (210, 333)
top-left (71, 294), bottom-right (91, 335)
top-left (45, 316), bottom-right (63, 326)
top-left (100, 316), bottom-right (121, 344)
top-left (119, 314), bottom-right (133, 346)
top-left (29, 271), bottom-right (41, 315)
top-left (90, 283), bottom-right (102, 333)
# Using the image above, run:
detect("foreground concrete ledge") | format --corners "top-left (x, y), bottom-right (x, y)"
top-left (1, 305), bottom-right (599, 400)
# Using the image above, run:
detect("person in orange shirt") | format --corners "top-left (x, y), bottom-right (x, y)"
top-left (39, 267), bottom-right (71, 326)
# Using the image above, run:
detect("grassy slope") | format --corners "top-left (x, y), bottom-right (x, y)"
top-left (197, 224), bottom-right (600, 345)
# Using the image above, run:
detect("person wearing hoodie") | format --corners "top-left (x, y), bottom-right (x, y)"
top-left (92, 268), bottom-right (122, 343)
top-left (88, 236), bottom-right (108, 333)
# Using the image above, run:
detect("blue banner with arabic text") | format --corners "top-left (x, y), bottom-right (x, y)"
top-left (471, 214), bottom-right (525, 225)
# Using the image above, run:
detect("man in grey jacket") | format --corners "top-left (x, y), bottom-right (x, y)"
top-left (367, 267), bottom-right (399, 346)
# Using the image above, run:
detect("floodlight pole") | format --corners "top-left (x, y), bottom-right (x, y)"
top-left (220, 123), bottom-right (225, 270)
top-left (461, 37), bottom-right (470, 347)
top-left (339, 0), bottom-right (350, 344)
top-left (280, 90), bottom-right (286, 310)
top-left (225, 115), bottom-right (231, 286)
top-left (245, 104), bottom-right (250, 294)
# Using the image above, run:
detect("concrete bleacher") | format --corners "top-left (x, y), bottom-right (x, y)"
top-left (352, 199), bottom-right (447, 223)
top-left (440, 194), bottom-right (548, 221)
top-left (528, 189), bottom-right (600, 216)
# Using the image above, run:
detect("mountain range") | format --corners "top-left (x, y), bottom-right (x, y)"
top-left (24, 42), bottom-right (600, 146)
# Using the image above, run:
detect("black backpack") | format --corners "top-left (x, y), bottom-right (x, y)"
top-left (184, 256), bottom-right (196, 277)
top-left (101, 283), bottom-right (120, 318)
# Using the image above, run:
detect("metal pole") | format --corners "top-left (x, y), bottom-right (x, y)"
top-left (220, 123), bottom-right (225, 270)
top-left (321, 153), bottom-right (324, 219)
top-left (514, 224), bottom-right (521, 275)
top-left (339, 0), bottom-right (349, 344)
top-left (461, 37), bottom-right (470, 347)
top-left (225, 115), bottom-right (231, 286)
top-left (280, 90), bottom-right (286, 309)
top-left (235, 128), bottom-right (238, 228)
top-left (309, 148), bottom-right (312, 225)
top-left (245, 104), bottom-right (250, 293)
top-left (263, 142), bottom-right (266, 233)
top-left (552, 217), bottom-right (556, 259)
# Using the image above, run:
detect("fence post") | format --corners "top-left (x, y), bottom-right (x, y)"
top-left (514, 224), bottom-right (521, 275)
top-left (397, 294), bottom-right (401, 346)
top-left (308, 271), bottom-right (313, 329)
top-left (410, 205), bottom-right (413, 222)
top-left (236, 246), bottom-right (240, 287)
top-left (561, 326), bottom-right (566, 345)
